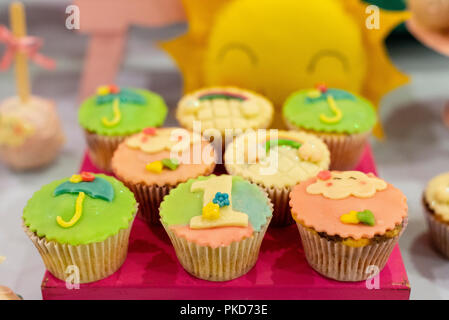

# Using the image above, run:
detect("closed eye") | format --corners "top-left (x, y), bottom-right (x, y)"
top-left (307, 50), bottom-right (349, 73)
top-left (216, 42), bottom-right (258, 66)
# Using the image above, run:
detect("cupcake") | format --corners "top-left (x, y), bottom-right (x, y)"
top-left (283, 85), bottom-right (377, 170)
top-left (225, 130), bottom-right (330, 226)
top-left (0, 96), bottom-right (64, 170)
top-left (111, 127), bottom-right (216, 225)
top-left (23, 173), bottom-right (137, 283)
top-left (160, 175), bottom-right (272, 281)
top-left (290, 171), bottom-right (408, 281)
top-left (0, 286), bottom-right (21, 300)
top-left (0, 257), bottom-right (21, 300)
top-left (423, 172), bottom-right (449, 258)
top-left (176, 87), bottom-right (273, 151)
top-left (78, 85), bottom-right (167, 172)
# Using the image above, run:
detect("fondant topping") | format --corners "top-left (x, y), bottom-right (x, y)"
top-left (306, 171), bottom-right (387, 199)
top-left (283, 88), bottom-right (377, 134)
top-left (177, 87), bottom-right (273, 134)
top-left (169, 225), bottom-right (254, 249)
top-left (126, 128), bottom-right (202, 154)
top-left (160, 175), bottom-right (272, 246)
top-left (56, 191), bottom-right (85, 228)
top-left (23, 174), bottom-right (136, 245)
top-left (54, 174), bottom-right (114, 228)
top-left (54, 176), bottom-right (114, 202)
top-left (224, 131), bottom-right (330, 188)
top-left (425, 172), bottom-right (449, 221)
top-left (189, 176), bottom-right (248, 229)
top-left (112, 128), bottom-right (216, 187)
top-left (340, 210), bottom-right (376, 226)
top-left (96, 86), bottom-right (146, 105)
top-left (101, 98), bottom-right (122, 127)
top-left (78, 88), bottom-right (167, 136)
top-left (290, 175), bottom-right (407, 239)
top-left (199, 91), bottom-right (247, 101)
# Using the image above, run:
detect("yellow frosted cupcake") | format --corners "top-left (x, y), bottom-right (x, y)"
top-left (423, 172), bottom-right (449, 258)
top-left (177, 87), bottom-right (273, 149)
top-left (225, 130), bottom-right (330, 226)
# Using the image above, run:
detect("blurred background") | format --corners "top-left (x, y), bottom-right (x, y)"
top-left (0, 0), bottom-right (448, 299)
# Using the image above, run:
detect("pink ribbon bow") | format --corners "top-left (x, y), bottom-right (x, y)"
top-left (0, 25), bottom-right (55, 71)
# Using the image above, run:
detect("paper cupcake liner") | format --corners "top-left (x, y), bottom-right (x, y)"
top-left (296, 219), bottom-right (407, 282)
top-left (284, 119), bottom-right (370, 171)
top-left (424, 204), bottom-right (449, 259)
top-left (259, 184), bottom-right (293, 227)
top-left (126, 183), bottom-right (175, 225)
top-left (163, 217), bottom-right (271, 281)
top-left (84, 130), bottom-right (125, 172)
top-left (23, 215), bottom-right (136, 284)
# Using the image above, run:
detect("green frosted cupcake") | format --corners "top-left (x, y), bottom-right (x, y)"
top-left (23, 173), bottom-right (137, 283)
top-left (78, 85), bottom-right (168, 171)
top-left (160, 174), bottom-right (272, 281)
top-left (283, 85), bottom-right (377, 170)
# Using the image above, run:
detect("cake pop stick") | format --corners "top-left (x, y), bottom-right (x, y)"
top-left (10, 2), bottom-right (30, 103)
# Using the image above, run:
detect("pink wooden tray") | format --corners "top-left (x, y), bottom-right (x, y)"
top-left (41, 145), bottom-right (410, 300)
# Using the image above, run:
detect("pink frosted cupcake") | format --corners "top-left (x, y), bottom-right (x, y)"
top-left (290, 170), bottom-right (408, 281)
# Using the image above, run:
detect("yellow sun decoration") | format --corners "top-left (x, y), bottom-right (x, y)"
top-left (161, 0), bottom-right (410, 137)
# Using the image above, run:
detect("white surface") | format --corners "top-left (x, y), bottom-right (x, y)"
top-left (0, 3), bottom-right (449, 300)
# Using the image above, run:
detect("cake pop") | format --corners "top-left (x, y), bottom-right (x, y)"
top-left (0, 257), bottom-right (21, 300)
top-left (0, 2), bottom-right (64, 170)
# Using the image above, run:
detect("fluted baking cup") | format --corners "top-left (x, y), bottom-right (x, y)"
top-left (23, 214), bottom-right (136, 284)
top-left (163, 217), bottom-right (271, 281)
top-left (84, 130), bottom-right (125, 172)
top-left (126, 183), bottom-right (174, 225)
top-left (424, 206), bottom-right (449, 258)
top-left (264, 185), bottom-right (293, 227)
top-left (296, 219), bottom-right (406, 282)
top-left (224, 163), bottom-right (293, 227)
top-left (284, 119), bottom-right (370, 171)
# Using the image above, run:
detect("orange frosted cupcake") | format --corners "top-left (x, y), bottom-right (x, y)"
top-left (111, 127), bottom-right (216, 225)
top-left (290, 170), bottom-right (408, 281)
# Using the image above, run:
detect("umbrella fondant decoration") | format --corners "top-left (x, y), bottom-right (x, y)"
top-left (96, 85), bottom-right (147, 127)
top-left (53, 172), bottom-right (114, 228)
top-left (305, 84), bottom-right (355, 124)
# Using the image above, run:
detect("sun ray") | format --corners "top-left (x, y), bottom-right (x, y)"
top-left (160, 0), bottom-right (231, 92)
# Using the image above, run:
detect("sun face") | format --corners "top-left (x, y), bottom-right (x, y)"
top-left (161, 0), bottom-right (410, 137)
top-left (204, 0), bottom-right (367, 105)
